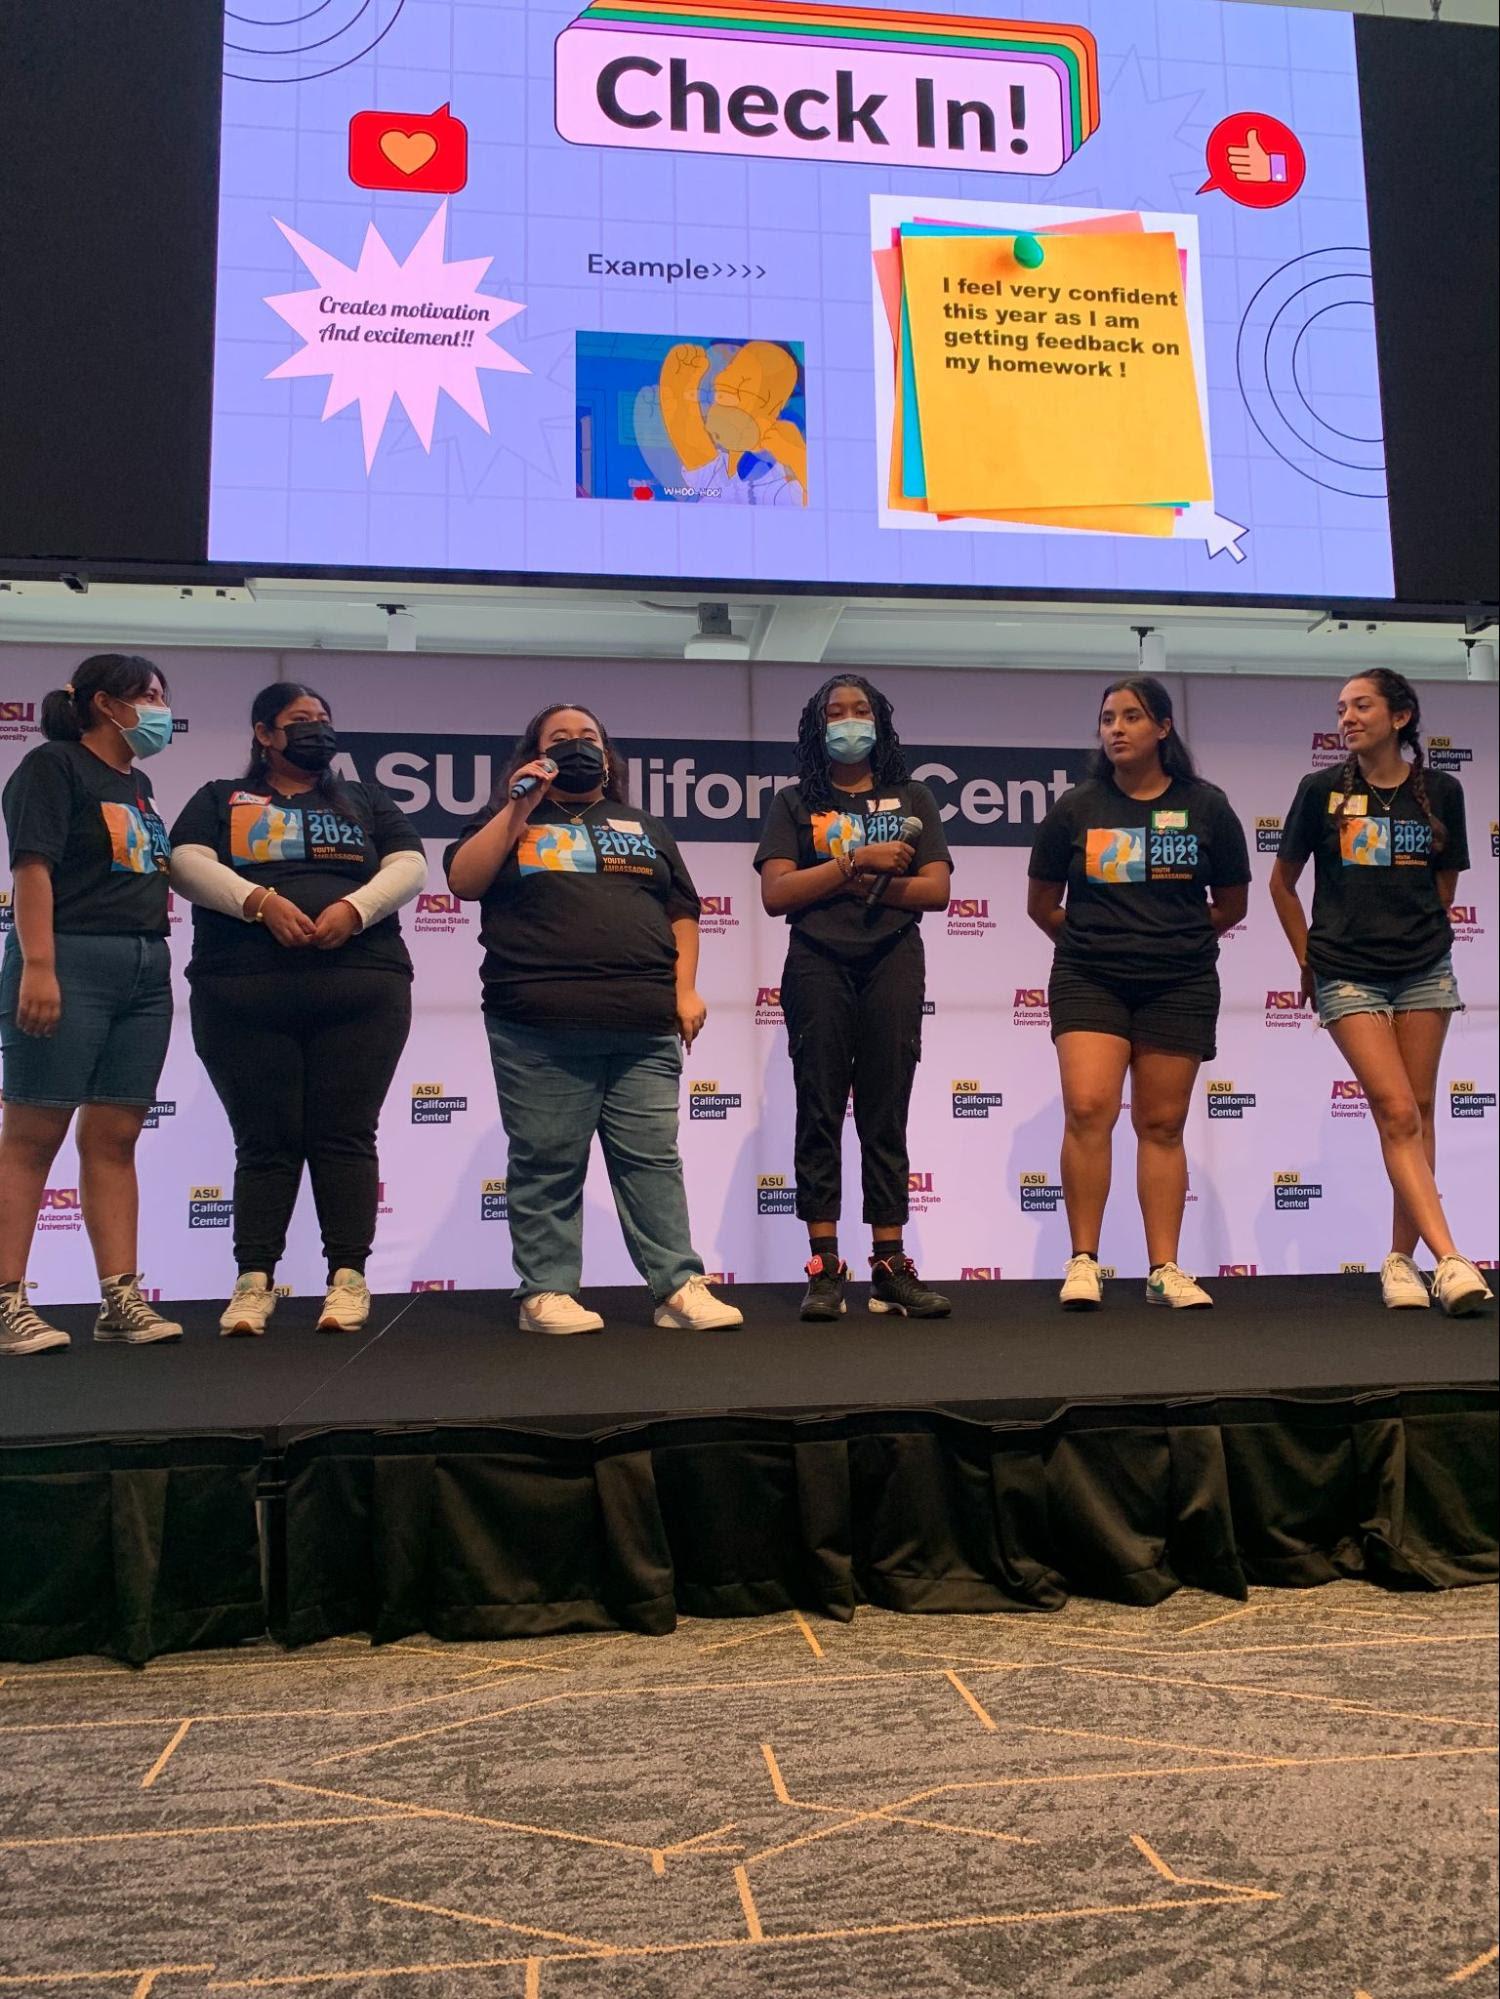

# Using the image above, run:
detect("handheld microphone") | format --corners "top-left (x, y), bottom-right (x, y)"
top-left (864, 814), bottom-right (924, 907)
top-left (509, 757), bottom-right (557, 803)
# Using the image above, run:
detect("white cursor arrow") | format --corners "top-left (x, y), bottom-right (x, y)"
top-left (1180, 503), bottom-right (1249, 562)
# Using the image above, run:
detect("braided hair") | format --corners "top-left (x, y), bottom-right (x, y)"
top-left (1334, 669), bottom-right (1446, 852)
top-left (792, 674), bottom-right (908, 809)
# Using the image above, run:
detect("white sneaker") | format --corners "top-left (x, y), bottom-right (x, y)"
top-left (1380, 1252), bottom-right (1431, 1311)
top-left (1430, 1255), bottom-right (1494, 1319)
top-left (318, 1269), bottom-right (371, 1333)
top-left (220, 1271), bottom-right (277, 1338)
top-left (518, 1292), bottom-right (604, 1336)
top-left (1145, 1263), bottom-right (1214, 1310)
top-left (1059, 1254), bottom-right (1103, 1311)
top-left (653, 1274), bottom-right (744, 1331)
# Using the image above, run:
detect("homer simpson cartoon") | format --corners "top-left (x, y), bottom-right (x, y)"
top-left (656, 340), bottom-right (807, 506)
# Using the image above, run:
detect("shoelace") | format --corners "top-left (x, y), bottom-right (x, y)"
top-left (1, 1281), bottom-right (55, 1339)
top-left (106, 1282), bottom-right (160, 1327)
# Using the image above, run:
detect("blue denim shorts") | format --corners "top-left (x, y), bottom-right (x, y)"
top-left (0, 931), bottom-right (173, 1108)
top-left (1314, 951), bottom-right (1463, 1029)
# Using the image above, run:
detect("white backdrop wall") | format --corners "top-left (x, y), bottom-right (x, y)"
top-left (0, 644), bottom-right (1493, 1304)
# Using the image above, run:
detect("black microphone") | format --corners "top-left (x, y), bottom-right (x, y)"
top-left (509, 757), bottom-right (557, 803)
top-left (864, 814), bottom-right (924, 907)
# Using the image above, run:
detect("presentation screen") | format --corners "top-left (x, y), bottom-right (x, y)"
top-left (210, 0), bottom-right (1395, 600)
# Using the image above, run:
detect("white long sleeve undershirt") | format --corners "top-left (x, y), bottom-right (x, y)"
top-left (168, 844), bottom-right (428, 930)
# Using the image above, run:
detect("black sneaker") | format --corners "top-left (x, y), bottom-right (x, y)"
top-left (869, 1254), bottom-right (951, 1319)
top-left (800, 1254), bottom-right (848, 1321)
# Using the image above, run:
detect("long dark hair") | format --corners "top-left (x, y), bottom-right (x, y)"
top-left (1086, 676), bottom-right (1199, 785)
top-left (41, 653), bottom-right (167, 743)
top-left (792, 673), bottom-right (908, 809)
top-left (243, 681), bottom-right (362, 820)
top-left (1334, 668), bottom-right (1446, 852)
top-left (494, 702), bottom-right (630, 809)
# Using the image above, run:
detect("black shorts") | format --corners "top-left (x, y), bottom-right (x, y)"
top-left (1048, 961), bottom-right (1220, 1060)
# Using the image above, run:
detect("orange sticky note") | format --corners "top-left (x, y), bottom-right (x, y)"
top-left (903, 231), bottom-right (1211, 515)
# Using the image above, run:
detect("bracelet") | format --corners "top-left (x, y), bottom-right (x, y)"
top-left (836, 852), bottom-right (856, 880)
top-left (250, 888), bottom-right (278, 924)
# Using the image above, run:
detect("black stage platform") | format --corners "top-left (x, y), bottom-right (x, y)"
top-left (1, 1276), bottom-right (1494, 1664)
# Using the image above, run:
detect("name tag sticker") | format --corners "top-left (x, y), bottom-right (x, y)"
top-left (1151, 809), bottom-right (1188, 831)
top-left (229, 791), bottom-right (272, 806)
top-left (874, 797), bottom-right (901, 813)
top-left (605, 818), bottom-right (644, 835)
top-left (1329, 793), bottom-right (1368, 817)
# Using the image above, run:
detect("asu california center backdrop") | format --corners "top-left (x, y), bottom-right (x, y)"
top-left (0, 648), bottom-right (1492, 1304)
top-left (209, 0), bottom-right (1396, 600)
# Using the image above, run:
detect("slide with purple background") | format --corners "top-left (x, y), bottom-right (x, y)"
top-left (210, 0), bottom-right (1393, 600)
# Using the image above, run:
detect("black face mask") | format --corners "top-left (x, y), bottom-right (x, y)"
top-left (547, 738), bottom-right (606, 792)
top-left (280, 721), bottom-right (338, 773)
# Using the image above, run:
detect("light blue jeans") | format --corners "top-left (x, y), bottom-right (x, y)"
top-left (485, 1018), bottom-right (703, 1302)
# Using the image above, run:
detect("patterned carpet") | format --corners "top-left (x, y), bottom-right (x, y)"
top-left (1, 1587), bottom-right (1496, 1999)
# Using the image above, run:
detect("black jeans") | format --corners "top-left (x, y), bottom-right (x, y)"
top-left (780, 926), bottom-right (925, 1226)
top-left (190, 967), bottom-right (412, 1275)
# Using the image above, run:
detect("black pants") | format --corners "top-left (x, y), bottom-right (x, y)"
top-left (780, 926), bottom-right (925, 1226)
top-left (190, 967), bottom-right (412, 1275)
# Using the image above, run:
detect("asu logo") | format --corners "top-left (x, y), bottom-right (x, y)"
top-left (1264, 988), bottom-right (1309, 1027)
top-left (0, 889), bottom-right (11, 933)
top-left (754, 985), bottom-right (785, 1027)
top-left (951, 1079), bottom-right (1004, 1118)
top-left (946, 896), bottom-right (995, 936)
top-left (1310, 730), bottom-right (1344, 768)
top-left (703, 1271), bottom-right (736, 1286)
top-left (411, 1081), bottom-right (468, 1124)
top-left (480, 1176), bottom-right (509, 1221)
top-left (1450, 1081), bottom-right (1497, 1118)
top-left (960, 1266), bottom-right (1001, 1281)
top-left (699, 895), bottom-right (739, 932)
top-left (689, 1079), bottom-right (743, 1120)
top-left (1265, 991), bottom-right (1302, 1009)
top-left (1330, 1078), bottom-right (1368, 1119)
top-left (1012, 987), bottom-right (1050, 1026)
top-left (410, 1279), bottom-right (456, 1292)
top-left (1273, 1170), bottom-right (1322, 1210)
top-left (1218, 1264), bottom-right (1257, 1277)
top-left (756, 1173), bottom-right (794, 1216)
top-left (40, 1186), bottom-right (81, 1212)
top-left (188, 1184), bottom-right (233, 1228)
top-left (1339, 1262), bottom-right (1367, 1274)
top-left (417, 894), bottom-right (460, 914)
top-left (1018, 1168), bottom-right (1063, 1212)
top-left (1426, 735), bottom-right (1472, 771)
top-left (1206, 1079), bottom-right (1256, 1119)
top-left (1489, 821), bottom-right (1499, 860)
top-left (907, 1169), bottom-right (940, 1213)
top-left (0, 700), bottom-right (35, 722)
top-left (414, 891), bottom-right (468, 934)
top-left (1255, 815), bottom-right (1283, 854)
top-left (1449, 905), bottom-right (1482, 943)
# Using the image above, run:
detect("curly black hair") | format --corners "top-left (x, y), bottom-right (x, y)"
top-left (791, 674), bottom-right (908, 809)
top-left (1332, 668), bottom-right (1446, 852)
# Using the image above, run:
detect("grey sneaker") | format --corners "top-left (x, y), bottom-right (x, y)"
top-left (95, 1273), bottom-right (183, 1345)
top-left (0, 1280), bottom-right (70, 1355)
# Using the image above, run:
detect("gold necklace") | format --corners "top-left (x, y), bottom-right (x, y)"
top-left (1367, 774), bottom-right (1407, 813)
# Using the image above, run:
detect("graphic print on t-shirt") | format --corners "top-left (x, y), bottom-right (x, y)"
top-left (518, 824), bottom-right (597, 874)
top-left (1149, 828), bottom-right (1201, 879)
top-left (100, 801), bottom-right (170, 876)
top-left (230, 800), bottom-right (305, 865)
top-left (810, 811), bottom-right (864, 859)
top-left (1340, 817), bottom-right (1391, 867)
top-left (1086, 828), bottom-right (1146, 883)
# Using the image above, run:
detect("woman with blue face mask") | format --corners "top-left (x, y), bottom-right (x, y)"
top-left (0, 653), bottom-right (181, 1356)
top-left (755, 676), bottom-right (953, 1322)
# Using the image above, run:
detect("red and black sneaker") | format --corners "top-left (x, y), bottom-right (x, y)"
top-left (869, 1254), bottom-right (951, 1319)
top-left (800, 1254), bottom-right (849, 1322)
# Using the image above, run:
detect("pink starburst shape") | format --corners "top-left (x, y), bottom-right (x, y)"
top-left (264, 202), bottom-right (527, 470)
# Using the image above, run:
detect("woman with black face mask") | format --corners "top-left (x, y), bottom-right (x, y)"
top-left (445, 702), bottom-right (741, 1337)
top-left (169, 682), bottom-right (426, 1335)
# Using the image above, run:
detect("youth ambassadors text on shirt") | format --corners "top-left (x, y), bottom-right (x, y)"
top-left (169, 778), bottom-right (422, 977)
top-left (752, 780), bottom-right (951, 955)
top-left (1276, 765), bottom-right (1469, 982)
top-left (444, 800), bottom-right (700, 1035)
top-left (1, 740), bottom-right (171, 935)
top-left (1028, 776), bottom-right (1251, 985)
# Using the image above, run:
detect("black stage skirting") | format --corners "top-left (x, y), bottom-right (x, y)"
top-left (1, 1275), bottom-right (1494, 1664)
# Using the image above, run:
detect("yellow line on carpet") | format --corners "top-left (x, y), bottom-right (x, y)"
top-left (734, 1866), bottom-right (764, 1941)
top-left (369, 1894), bottom-right (613, 1952)
top-left (0, 1812), bottom-right (411, 1852)
top-left (523, 1960), bottom-right (540, 1999)
top-left (0, 1970), bottom-right (215, 1989)
top-left (945, 1670), bottom-right (998, 1732)
top-left (141, 1719), bottom-right (193, 1790)
top-left (792, 1613), bottom-right (825, 1660)
top-left (1448, 1943), bottom-right (1500, 1983)
top-left (1055, 1661), bottom-right (1499, 1731)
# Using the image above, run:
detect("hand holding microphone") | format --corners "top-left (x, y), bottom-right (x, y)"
top-left (860, 815), bottom-right (923, 906)
top-left (509, 756), bottom-right (558, 810)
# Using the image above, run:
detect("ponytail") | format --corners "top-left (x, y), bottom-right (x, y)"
top-left (41, 653), bottom-right (165, 744)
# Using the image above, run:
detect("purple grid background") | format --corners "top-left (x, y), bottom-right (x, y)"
top-left (210, 0), bottom-right (1395, 598)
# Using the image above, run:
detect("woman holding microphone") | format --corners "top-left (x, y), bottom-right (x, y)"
top-left (1027, 676), bottom-right (1249, 1312)
top-left (0, 653), bottom-right (181, 1355)
top-left (169, 682), bottom-right (426, 1335)
top-left (1269, 669), bottom-right (1491, 1316)
top-left (755, 674), bottom-right (952, 1322)
top-left (445, 702), bottom-right (740, 1336)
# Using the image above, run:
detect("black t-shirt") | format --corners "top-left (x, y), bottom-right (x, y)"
top-left (1, 740), bottom-right (171, 936)
top-left (1029, 775), bottom-right (1250, 983)
top-left (1276, 764), bottom-right (1469, 980)
top-left (752, 779), bottom-right (951, 954)
top-left (444, 798), bottom-right (700, 1033)
top-left (169, 778), bottom-right (422, 977)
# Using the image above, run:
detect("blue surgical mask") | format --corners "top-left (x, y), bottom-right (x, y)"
top-left (118, 702), bottom-right (175, 760)
top-left (825, 719), bottom-right (877, 765)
